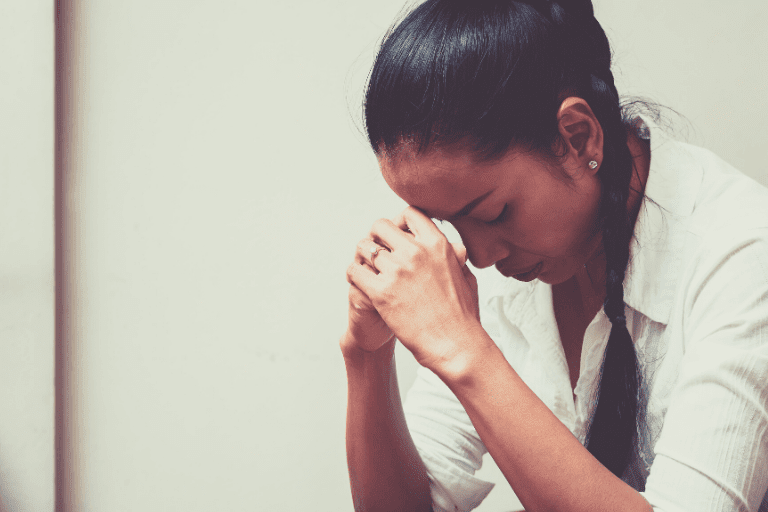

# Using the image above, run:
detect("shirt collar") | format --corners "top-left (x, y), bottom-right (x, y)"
top-left (622, 115), bottom-right (703, 324)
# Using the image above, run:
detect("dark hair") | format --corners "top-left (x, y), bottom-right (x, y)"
top-left (365, 0), bottom-right (640, 478)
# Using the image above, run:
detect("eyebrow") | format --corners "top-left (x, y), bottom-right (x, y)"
top-left (434, 189), bottom-right (494, 220)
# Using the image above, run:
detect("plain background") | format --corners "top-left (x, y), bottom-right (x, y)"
top-left (0, 1), bottom-right (54, 510)
top-left (1, 1), bottom-right (767, 511)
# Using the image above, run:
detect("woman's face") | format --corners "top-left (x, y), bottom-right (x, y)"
top-left (380, 144), bottom-right (603, 285)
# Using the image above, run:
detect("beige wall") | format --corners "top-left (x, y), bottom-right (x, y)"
top-left (599, 0), bottom-right (768, 187)
top-left (1, 1), bottom-right (766, 511)
top-left (0, 0), bottom-right (54, 511)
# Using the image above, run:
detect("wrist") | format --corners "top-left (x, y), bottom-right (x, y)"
top-left (428, 325), bottom-right (501, 388)
top-left (340, 331), bottom-right (396, 367)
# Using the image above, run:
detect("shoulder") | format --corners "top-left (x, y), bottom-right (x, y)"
top-left (669, 140), bottom-right (768, 276)
top-left (682, 142), bottom-right (768, 235)
top-left (658, 141), bottom-right (768, 339)
top-left (626, 133), bottom-right (768, 327)
top-left (645, 135), bottom-right (768, 258)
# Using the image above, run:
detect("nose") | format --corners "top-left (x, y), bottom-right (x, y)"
top-left (453, 221), bottom-right (507, 269)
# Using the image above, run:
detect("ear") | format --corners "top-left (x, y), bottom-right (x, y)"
top-left (556, 97), bottom-right (604, 176)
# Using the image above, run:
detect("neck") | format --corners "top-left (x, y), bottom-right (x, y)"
top-left (571, 246), bottom-right (606, 320)
top-left (572, 129), bottom-right (651, 314)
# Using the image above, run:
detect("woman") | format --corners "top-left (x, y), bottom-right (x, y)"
top-left (341, 1), bottom-right (768, 511)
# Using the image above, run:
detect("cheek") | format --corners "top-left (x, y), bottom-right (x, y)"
top-left (512, 202), bottom-right (596, 257)
top-left (508, 204), bottom-right (570, 250)
top-left (544, 188), bottom-right (600, 241)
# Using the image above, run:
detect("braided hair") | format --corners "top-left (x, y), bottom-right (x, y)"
top-left (365, 0), bottom-right (641, 478)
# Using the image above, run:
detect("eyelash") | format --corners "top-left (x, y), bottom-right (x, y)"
top-left (432, 206), bottom-right (507, 226)
top-left (488, 204), bottom-right (508, 226)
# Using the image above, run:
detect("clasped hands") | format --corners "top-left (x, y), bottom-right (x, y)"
top-left (344, 206), bottom-right (485, 371)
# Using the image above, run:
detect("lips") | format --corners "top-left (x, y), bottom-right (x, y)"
top-left (496, 260), bottom-right (543, 282)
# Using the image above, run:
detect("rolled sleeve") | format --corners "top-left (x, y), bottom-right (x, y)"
top-left (404, 365), bottom-right (495, 512)
top-left (642, 232), bottom-right (768, 511)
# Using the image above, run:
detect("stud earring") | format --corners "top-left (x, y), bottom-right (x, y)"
top-left (588, 160), bottom-right (598, 170)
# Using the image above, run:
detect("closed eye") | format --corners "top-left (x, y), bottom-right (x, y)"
top-left (488, 204), bottom-right (508, 226)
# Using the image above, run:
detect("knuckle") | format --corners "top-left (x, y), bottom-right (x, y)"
top-left (356, 238), bottom-right (371, 252)
top-left (398, 241), bottom-right (415, 258)
top-left (408, 243), bottom-right (425, 261)
top-left (376, 287), bottom-right (392, 305)
top-left (391, 264), bottom-right (407, 279)
top-left (432, 236), bottom-right (449, 253)
top-left (371, 218), bottom-right (390, 233)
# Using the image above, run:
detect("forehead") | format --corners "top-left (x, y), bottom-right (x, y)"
top-left (379, 146), bottom-right (499, 212)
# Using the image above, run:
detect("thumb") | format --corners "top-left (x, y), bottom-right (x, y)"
top-left (451, 242), bottom-right (468, 266)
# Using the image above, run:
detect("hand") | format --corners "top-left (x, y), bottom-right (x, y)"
top-left (346, 207), bottom-right (484, 370)
top-left (342, 273), bottom-right (395, 355)
top-left (341, 218), bottom-right (473, 357)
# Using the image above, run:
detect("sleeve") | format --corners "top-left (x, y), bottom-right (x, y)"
top-left (402, 269), bottom-right (507, 512)
top-left (641, 231), bottom-right (768, 512)
top-left (403, 366), bottom-right (495, 512)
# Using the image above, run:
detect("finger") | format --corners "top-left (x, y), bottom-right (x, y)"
top-left (355, 239), bottom-right (392, 273)
top-left (460, 265), bottom-right (480, 321)
top-left (368, 217), bottom-right (413, 252)
top-left (461, 264), bottom-right (478, 288)
top-left (346, 260), bottom-right (380, 298)
top-left (451, 242), bottom-right (468, 266)
top-left (348, 282), bottom-right (374, 310)
top-left (391, 206), bottom-right (444, 242)
top-left (354, 239), bottom-right (376, 265)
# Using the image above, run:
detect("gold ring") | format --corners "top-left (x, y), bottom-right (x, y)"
top-left (370, 245), bottom-right (388, 268)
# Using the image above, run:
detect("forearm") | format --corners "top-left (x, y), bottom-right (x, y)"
top-left (343, 335), bottom-right (433, 512)
top-left (435, 332), bottom-right (651, 512)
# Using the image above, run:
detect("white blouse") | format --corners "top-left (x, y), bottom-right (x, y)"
top-left (402, 120), bottom-right (768, 512)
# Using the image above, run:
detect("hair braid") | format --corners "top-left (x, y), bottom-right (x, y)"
top-left (585, 71), bottom-right (640, 477)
